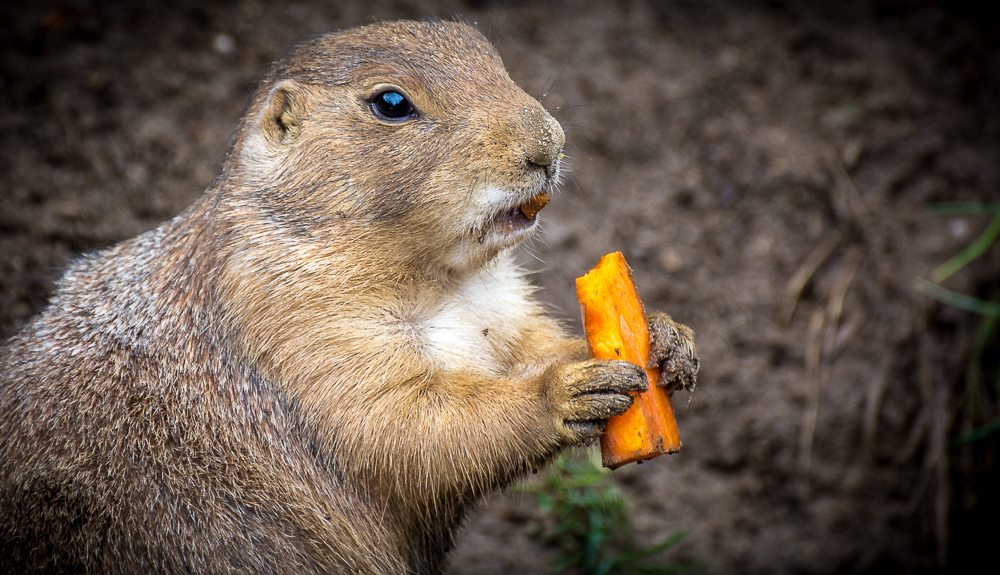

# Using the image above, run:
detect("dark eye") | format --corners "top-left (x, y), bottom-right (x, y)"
top-left (370, 90), bottom-right (417, 121)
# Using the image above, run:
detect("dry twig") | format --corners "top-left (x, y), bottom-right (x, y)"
top-left (778, 231), bottom-right (841, 325)
top-left (797, 249), bottom-right (863, 494)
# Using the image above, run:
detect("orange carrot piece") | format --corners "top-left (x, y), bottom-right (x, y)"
top-left (576, 251), bottom-right (682, 469)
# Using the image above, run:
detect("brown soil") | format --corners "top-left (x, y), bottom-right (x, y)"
top-left (2, 1), bottom-right (998, 573)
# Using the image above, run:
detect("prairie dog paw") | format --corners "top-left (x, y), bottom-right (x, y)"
top-left (545, 358), bottom-right (648, 445)
top-left (647, 313), bottom-right (699, 393)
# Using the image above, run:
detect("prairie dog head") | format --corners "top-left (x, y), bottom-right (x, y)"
top-left (221, 20), bottom-right (565, 277)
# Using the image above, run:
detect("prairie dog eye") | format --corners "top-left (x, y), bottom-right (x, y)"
top-left (370, 90), bottom-right (417, 121)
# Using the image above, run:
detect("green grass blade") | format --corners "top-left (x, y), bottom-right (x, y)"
top-left (626, 531), bottom-right (689, 562)
top-left (914, 278), bottom-right (1000, 317)
top-left (930, 211), bottom-right (1000, 283)
top-left (952, 417), bottom-right (1000, 446)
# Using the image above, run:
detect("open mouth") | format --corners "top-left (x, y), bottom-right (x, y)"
top-left (491, 192), bottom-right (550, 236)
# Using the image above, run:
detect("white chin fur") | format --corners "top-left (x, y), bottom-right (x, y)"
top-left (437, 184), bottom-right (541, 273)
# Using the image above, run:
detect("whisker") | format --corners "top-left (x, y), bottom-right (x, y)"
top-left (539, 62), bottom-right (570, 102)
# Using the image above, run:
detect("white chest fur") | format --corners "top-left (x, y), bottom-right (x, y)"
top-left (401, 257), bottom-right (537, 377)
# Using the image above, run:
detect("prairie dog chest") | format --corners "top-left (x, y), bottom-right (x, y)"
top-left (397, 262), bottom-right (536, 376)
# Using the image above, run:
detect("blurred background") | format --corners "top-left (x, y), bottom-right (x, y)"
top-left (2, 1), bottom-right (998, 573)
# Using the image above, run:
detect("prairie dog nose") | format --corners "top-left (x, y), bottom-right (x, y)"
top-left (524, 109), bottom-right (566, 176)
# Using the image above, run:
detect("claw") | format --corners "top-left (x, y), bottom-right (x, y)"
top-left (647, 313), bottom-right (699, 393)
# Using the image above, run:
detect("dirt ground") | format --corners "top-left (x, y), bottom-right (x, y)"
top-left (2, 1), bottom-right (999, 573)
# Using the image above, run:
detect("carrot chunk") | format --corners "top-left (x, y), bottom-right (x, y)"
top-left (520, 192), bottom-right (550, 220)
top-left (576, 251), bottom-right (682, 469)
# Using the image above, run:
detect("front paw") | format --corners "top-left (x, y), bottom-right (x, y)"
top-left (647, 313), bottom-right (699, 393)
top-left (545, 359), bottom-right (648, 445)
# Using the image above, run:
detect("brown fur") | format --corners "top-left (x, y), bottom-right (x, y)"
top-left (0, 20), bottom-right (697, 574)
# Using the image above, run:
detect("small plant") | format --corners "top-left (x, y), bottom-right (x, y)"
top-left (520, 449), bottom-right (699, 575)
top-left (914, 202), bottom-right (1000, 444)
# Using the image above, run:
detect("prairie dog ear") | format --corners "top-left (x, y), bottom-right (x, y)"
top-left (262, 79), bottom-right (306, 146)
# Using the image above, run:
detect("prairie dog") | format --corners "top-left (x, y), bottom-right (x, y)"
top-left (0, 20), bottom-right (698, 574)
